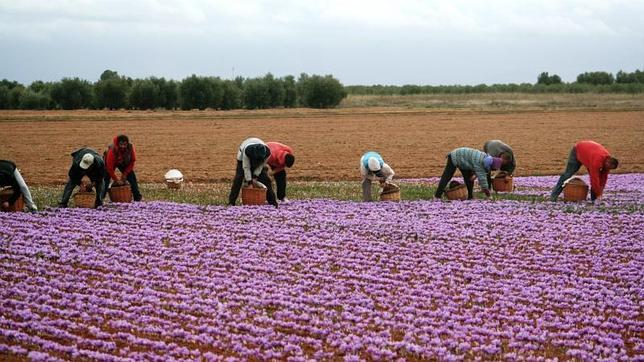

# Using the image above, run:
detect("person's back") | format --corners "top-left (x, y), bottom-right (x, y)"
top-left (449, 147), bottom-right (487, 171)
top-left (483, 140), bottom-right (516, 174)
top-left (0, 159), bottom-right (37, 211)
top-left (574, 141), bottom-right (610, 169)
top-left (0, 160), bottom-right (17, 186)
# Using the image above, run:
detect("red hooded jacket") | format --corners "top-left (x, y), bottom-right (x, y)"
top-left (266, 142), bottom-right (293, 174)
top-left (575, 140), bottom-right (611, 198)
top-left (105, 136), bottom-right (136, 181)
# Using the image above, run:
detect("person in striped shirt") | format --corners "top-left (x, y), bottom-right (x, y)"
top-left (434, 147), bottom-right (509, 200)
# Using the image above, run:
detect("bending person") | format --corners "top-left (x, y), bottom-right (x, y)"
top-left (228, 137), bottom-right (278, 207)
top-left (550, 140), bottom-right (618, 202)
top-left (59, 148), bottom-right (106, 208)
top-left (0, 160), bottom-right (37, 212)
top-left (359, 151), bottom-right (395, 202)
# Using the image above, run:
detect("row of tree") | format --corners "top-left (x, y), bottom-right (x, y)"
top-left (539, 70), bottom-right (644, 86)
top-left (2, 69), bottom-right (642, 109)
top-left (346, 69), bottom-right (644, 95)
top-left (0, 71), bottom-right (347, 110)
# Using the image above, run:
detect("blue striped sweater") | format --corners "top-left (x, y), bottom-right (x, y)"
top-left (449, 147), bottom-right (492, 190)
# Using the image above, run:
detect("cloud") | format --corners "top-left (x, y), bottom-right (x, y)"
top-left (2, 0), bottom-right (642, 37)
top-left (0, 0), bottom-right (642, 84)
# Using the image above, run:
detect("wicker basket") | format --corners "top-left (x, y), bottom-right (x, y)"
top-left (0, 188), bottom-right (24, 212)
top-left (380, 190), bottom-right (401, 201)
top-left (563, 178), bottom-right (588, 202)
top-left (108, 185), bottom-right (133, 203)
top-left (492, 175), bottom-right (513, 192)
top-left (241, 187), bottom-right (267, 205)
top-left (445, 184), bottom-right (468, 201)
top-left (73, 191), bottom-right (96, 208)
top-left (166, 180), bottom-right (182, 190)
top-left (379, 182), bottom-right (401, 201)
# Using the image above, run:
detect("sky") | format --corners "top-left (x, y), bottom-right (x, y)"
top-left (0, 0), bottom-right (643, 86)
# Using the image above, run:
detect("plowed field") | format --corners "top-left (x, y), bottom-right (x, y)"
top-left (0, 109), bottom-right (642, 184)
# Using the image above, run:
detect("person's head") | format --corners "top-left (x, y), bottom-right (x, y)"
top-left (116, 134), bottom-right (130, 151)
top-left (367, 157), bottom-right (381, 173)
top-left (285, 153), bottom-right (295, 168)
top-left (79, 154), bottom-right (95, 170)
top-left (604, 157), bottom-right (619, 170)
top-left (499, 153), bottom-right (512, 167)
top-left (490, 157), bottom-right (503, 170)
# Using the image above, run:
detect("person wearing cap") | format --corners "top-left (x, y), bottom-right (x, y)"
top-left (434, 147), bottom-right (509, 200)
top-left (266, 142), bottom-right (295, 203)
top-left (550, 140), bottom-right (619, 202)
top-left (0, 159), bottom-right (37, 212)
top-left (360, 151), bottom-right (395, 202)
top-left (483, 139), bottom-right (516, 186)
top-left (58, 148), bottom-right (106, 208)
top-left (228, 137), bottom-right (278, 207)
top-left (100, 134), bottom-right (142, 202)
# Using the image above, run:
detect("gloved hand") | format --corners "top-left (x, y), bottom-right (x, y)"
top-left (1, 201), bottom-right (9, 211)
top-left (483, 189), bottom-right (491, 197)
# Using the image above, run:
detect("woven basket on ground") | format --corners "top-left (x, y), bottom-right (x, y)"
top-left (73, 191), bottom-right (96, 208)
top-left (492, 175), bottom-right (513, 192)
top-left (108, 184), bottom-right (133, 203)
top-left (0, 188), bottom-right (24, 212)
top-left (379, 183), bottom-right (401, 201)
top-left (446, 184), bottom-right (468, 201)
top-left (241, 187), bottom-right (267, 205)
top-left (166, 180), bottom-right (182, 189)
top-left (563, 178), bottom-right (588, 202)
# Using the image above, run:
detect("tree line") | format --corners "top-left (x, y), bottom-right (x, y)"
top-left (1, 69), bottom-right (642, 110)
top-left (0, 71), bottom-right (347, 110)
top-left (346, 69), bottom-right (644, 95)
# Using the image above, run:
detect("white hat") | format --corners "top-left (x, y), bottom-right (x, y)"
top-left (164, 169), bottom-right (184, 183)
top-left (79, 154), bottom-right (95, 170)
top-left (367, 157), bottom-right (381, 172)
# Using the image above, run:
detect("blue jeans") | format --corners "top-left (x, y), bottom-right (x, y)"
top-left (550, 147), bottom-right (582, 201)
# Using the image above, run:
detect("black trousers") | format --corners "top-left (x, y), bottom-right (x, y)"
top-left (59, 176), bottom-right (104, 207)
top-left (228, 161), bottom-right (277, 206)
top-left (100, 169), bottom-right (142, 201)
top-left (434, 155), bottom-right (476, 199)
top-left (273, 170), bottom-right (287, 201)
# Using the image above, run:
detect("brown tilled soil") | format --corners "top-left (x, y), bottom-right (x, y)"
top-left (0, 109), bottom-right (642, 185)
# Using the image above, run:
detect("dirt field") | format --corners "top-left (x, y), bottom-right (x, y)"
top-left (0, 108), bottom-right (642, 185)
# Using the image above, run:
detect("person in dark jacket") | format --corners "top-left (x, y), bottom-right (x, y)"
top-left (434, 147), bottom-right (509, 200)
top-left (58, 148), bottom-right (106, 208)
top-left (100, 134), bottom-right (142, 202)
top-left (0, 160), bottom-right (37, 212)
top-left (228, 137), bottom-right (278, 207)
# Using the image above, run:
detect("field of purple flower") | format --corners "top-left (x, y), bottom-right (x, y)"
top-left (1, 175), bottom-right (643, 360)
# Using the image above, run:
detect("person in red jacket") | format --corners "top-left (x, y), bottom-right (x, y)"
top-left (100, 134), bottom-right (142, 202)
top-left (550, 140), bottom-right (619, 202)
top-left (266, 142), bottom-right (295, 203)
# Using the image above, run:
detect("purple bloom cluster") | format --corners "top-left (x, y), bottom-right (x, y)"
top-left (0, 175), bottom-right (642, 360)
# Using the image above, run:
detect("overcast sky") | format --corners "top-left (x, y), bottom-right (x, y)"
top-left (1, 0), bottom-right (642, 86)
